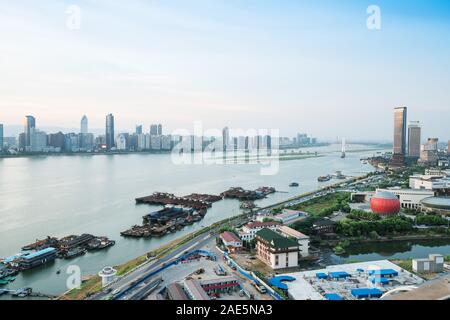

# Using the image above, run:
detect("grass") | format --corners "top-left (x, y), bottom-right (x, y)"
top-left (292, 192), bottom-right (349, 216)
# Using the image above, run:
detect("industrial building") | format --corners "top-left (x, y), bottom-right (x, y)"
top-left (273, 209), bottom-right (308, 225)
top-left (255, 228), bottom-right (299, 270)
top-left (183, 279), bottom-right (210, 300)
top-left (278, 260), bottom-right (424, 300)
top-left (412, 254), bottom-right (445, 274)
top-left (166, 283), bottom-right (189, 300)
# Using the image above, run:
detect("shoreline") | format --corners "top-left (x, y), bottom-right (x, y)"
top-left (60, 172), bottom-right (374, 300)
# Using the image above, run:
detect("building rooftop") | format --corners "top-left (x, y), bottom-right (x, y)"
top-left (420, 197), bottom-right (450, 210)
top-left (245, 221), bottom-right (281, 230)
top-left (256, 228), bottom-right (299, 249)
top-left (220, 231), bottom-right (241, 243)
top-left (278, 226), bottom-right (309, 240)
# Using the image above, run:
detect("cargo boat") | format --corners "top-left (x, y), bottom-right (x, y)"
top-left (318, 175), bottom-right (332, 182)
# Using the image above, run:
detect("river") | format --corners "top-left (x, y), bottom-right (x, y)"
top-left (1, 144), bottom-right (386, 297)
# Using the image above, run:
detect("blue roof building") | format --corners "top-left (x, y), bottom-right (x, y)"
top-left (351, 288), bottom-right (384, 299)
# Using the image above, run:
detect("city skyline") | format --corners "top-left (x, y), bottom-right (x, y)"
top-left (1, 1), bottom-right (450, 140)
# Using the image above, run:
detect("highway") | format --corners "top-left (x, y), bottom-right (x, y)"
top-left (91, 232), bottom-right (213, 300)
top-left (89, 174), bottom-right (375, 300)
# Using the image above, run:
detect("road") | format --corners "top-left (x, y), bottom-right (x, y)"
top-left (91, 231), bottom-right (213, 300)
top-left (89, 173), bottom-right (377, 300)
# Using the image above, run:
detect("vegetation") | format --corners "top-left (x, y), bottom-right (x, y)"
top-left (336, 216), bottom-right (414, 237)
top-left (347, 209), bottom-right (381, 222)
top-left (415, 215), bottom-right (449, 227)
top-left (291, 192), bottom-right (351, 216)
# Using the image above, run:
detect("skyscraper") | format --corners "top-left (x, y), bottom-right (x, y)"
top-left (157, 124), bottom-right (162, 136)
top-left (448, 140), bottom-right (450, 155)
top-left (136, 125), bottom-right (143, 135)
top-left (408, 121), bottom-right (421, 158)
top-left (0, 123), bottom-right (3, 151)
top-left (391, 107), bottom-right (407, 167)
top-left (150, 124), bottom-right (158, 136)
top-left (105, 114), bottom-right (115, 150)
top-left (81, 115), bottom-right (88, 134)
top-left (24, 115), bottom-right (36, 148)
top-left (222, 127), bottom-right (230, 151)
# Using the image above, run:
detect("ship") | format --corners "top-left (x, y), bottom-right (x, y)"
top-left (318, 175), bottom-right (332, 182)
top-left (289, 182), bottom-right (300, 187)
top-left (63, 247), bottom-right (87, 260)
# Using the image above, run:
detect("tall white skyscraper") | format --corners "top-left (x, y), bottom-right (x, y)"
top-left (81, 115), bottom-right (88, 134)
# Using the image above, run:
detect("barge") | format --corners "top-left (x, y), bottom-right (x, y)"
top-left (221, 186), bottom-right (276, 201)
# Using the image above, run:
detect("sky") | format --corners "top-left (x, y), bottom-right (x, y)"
top-left (0, 0), bottom-right (449, 141)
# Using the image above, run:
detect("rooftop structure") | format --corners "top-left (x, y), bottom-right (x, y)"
top-left (183, 279), bottom-right (210, 300)
top-left (280, 260), bottom-right (425, 300)
top-left (273, 209), bottom-right (308, 225)
top-left (420, 197), bottom-right (450, 215)
top-left (166, 283), bottom-right (189, 300)
top-left (239, 221), bottom-right (281, 242)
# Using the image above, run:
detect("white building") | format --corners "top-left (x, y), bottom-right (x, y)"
top-left (409, 174), bottom-right (450, 191)
top-left (376, 188), bottom-right (435, 210)
top-left (161, 135), bottom-right (172, 150)
top-left (30, 129), bottom-right (47, 152)
top-left (273, 209), bottom-right (308, 225)
top-left (220, 232), bottom-right (242, 252)
top-left (116, 133), bottom-right (128, 151)
top-left (239, 221), bottom-right (281, 242)
top-left (150, 135), bottom-right (162, 150)
top-left (256, 228), bottom-right (299, 270)
top-left (278, 226), bottom-right (310, 257)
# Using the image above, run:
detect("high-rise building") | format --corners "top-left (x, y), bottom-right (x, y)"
top-left (420, 138), bottom-right (439, 165)
top-left (24, 115), bottom-right (36, 148)
top-left (157, 124), bottom-right (162, 136)
top-left (0, 123), bottom-right (3, 151)
top-left (136, 125), bottom-right (143, 135)
top-left (30, 129), bottom-right (48, 152)
top-left (105, 114), bottom-right (115, 150)
top-left (80, 115), bottom-right (88, 134)
top-left (391, 107), bottom-right (407, 167)
top-left (408, 121), bottom-right (421, 158)
top-left (150, 124), bottom-right (158, 136)
top-left (48, 132), bottom-right (65, 150)
top-left (448, 140), bottom-right (450, 155)
top-left (222, 127), bottom-right (230, 151)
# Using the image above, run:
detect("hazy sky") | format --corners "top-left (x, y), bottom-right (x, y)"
top-left (1, 0), bottom-right (449, 140)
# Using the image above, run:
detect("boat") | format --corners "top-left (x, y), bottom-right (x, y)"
top-left (289, 182), bottom-right (300, 187)
top-left (63, 247), bottom-right (87, 259)
top-left (318, 175), bottom-right (332, 182)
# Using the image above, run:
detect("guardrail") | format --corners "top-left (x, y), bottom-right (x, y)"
top-left (113, 249), bottom-right (216, 300)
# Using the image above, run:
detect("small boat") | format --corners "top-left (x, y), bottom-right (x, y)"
top-left (289, 182), bottom-right (299, 187)
top-left (56, 270), bottom-right (61, 275)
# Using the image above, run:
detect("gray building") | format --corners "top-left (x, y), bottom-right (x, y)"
top-left (80, 115), bottom-right (88, 134)
top-left (412, 254), bottom-right (444, 274)
top-left (0, 123), bottom-right (3, 151)
top-left (24, 115), bottom-right (36, 148)
top-left (105, 114), bottom-right (115, 150)
top-left (391, 107), bottom-right (407, 167)
top-left (408, 121), bottom-right (421, 158)
top-left (135, 125), bottom-right (143, 135)
top-left (394, 107), bottom-right (407, 155)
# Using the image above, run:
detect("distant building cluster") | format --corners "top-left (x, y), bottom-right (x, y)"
top-left (0, 115), bottom-right (321, 155)
top-left (390, 107), bottom-right (449, 168)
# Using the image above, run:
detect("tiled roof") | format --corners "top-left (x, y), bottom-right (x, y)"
top-left (256, 228), bottom-right (298, 249)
